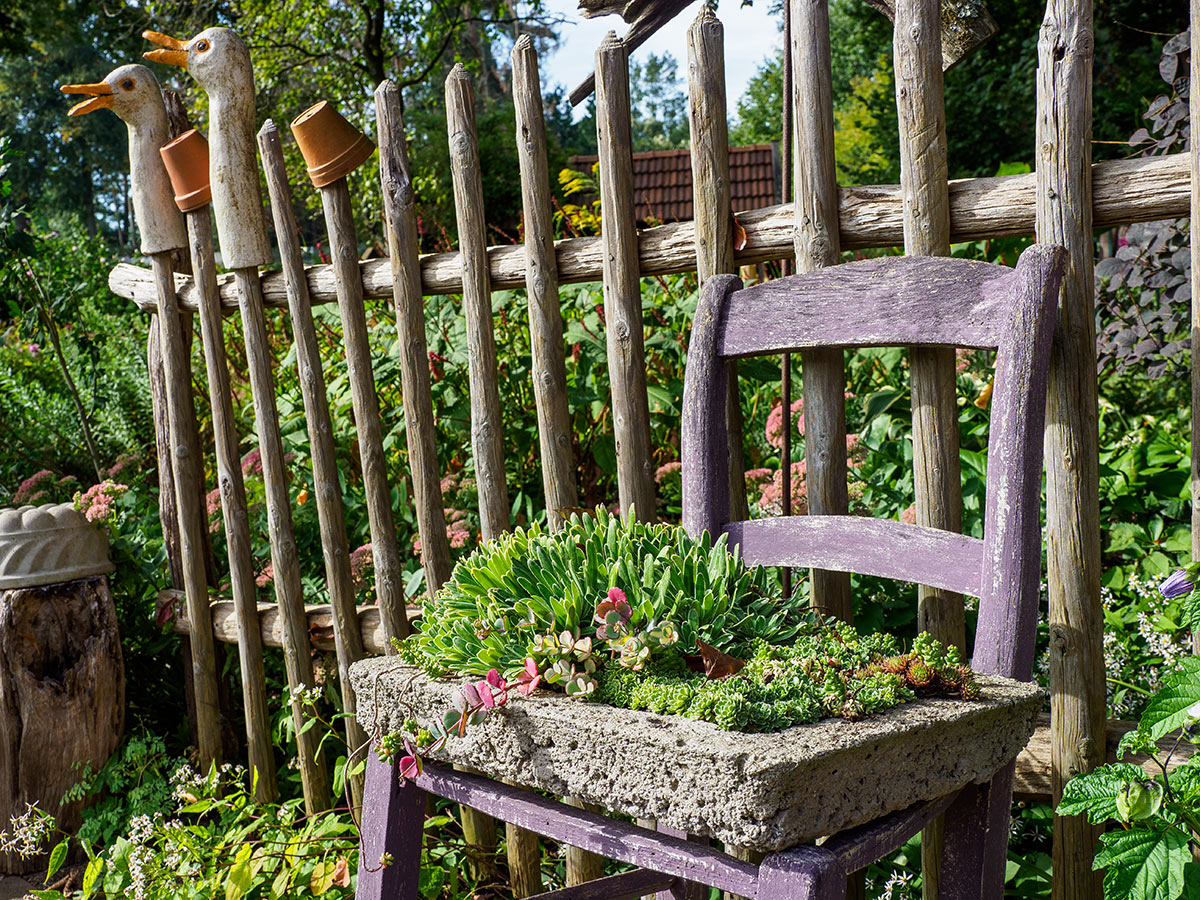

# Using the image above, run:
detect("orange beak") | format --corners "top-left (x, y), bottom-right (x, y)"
top-left (60, 81), bottom-right (113, 116)
top-left (143, 30), bottom-right (189, 68)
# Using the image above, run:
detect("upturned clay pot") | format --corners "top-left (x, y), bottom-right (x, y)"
top-left (159, 128), bottom-right (212, 212)
top-left (290, 101), bottom-right (375, 188)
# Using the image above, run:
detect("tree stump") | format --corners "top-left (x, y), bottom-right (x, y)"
top-left (0, 505), bottom-right (123, 874)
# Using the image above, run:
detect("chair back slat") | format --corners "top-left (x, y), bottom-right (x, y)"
top-left (718, 256), bottom-right (1016, 358)
top-left (726, 516), bottom-right (984, 597)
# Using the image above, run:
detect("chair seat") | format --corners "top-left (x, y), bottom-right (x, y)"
top-left (350, 659), bottom-right (1041, 851)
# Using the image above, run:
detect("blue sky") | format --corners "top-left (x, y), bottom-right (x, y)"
top-left (536, 0), bottom-right (783, 122)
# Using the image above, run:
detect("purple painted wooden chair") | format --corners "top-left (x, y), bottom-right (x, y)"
top-left (354, 244), bottom-right (1064, 900)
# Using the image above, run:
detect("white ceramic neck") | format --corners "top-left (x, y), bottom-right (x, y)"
top-left (204, 71), bottom-right (271, 270)
top-left (126, 98), bottom-right (186, 255)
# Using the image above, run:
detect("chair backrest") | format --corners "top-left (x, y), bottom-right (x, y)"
top-left (680, 244), bottom-right (1066, 681)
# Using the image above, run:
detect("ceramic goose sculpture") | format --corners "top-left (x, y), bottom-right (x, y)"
top-left (144, 27), bottom-right (271, 271)
top-left (60, 65), bottom-right (186, 255)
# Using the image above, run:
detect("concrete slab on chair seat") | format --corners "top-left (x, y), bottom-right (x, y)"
top-left (350, 660), bottom-right (1042, 851)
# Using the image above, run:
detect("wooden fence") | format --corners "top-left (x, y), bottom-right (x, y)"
top-left (107, 3), bottom-right (1194, 898)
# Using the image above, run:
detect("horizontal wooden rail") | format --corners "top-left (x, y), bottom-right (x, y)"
top-left (525, 868), bottom-right (677, 900)
top-left (111, 155), bottom-right (1185, 313)
top-left (1012, 713), bottom-right (1195, 799)
top-left (155, 589), bottom-right (403, 656)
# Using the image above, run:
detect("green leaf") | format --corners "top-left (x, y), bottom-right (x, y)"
top-left (1094, 827), bottom-right (1190, 900)
top-left (225, 843), bottom-right (256, 900)
top-left (1143, 659), bottom-right (1200, 740)
top-left (46, 839), bottom-right (68, 881)
top-left (1058, 763), bottom-right (1147, 823)
top-left (81, 857), bottom-right (103, 899)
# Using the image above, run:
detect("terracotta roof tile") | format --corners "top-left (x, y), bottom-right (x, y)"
top-left (568, 144), bottom-right (779, 225)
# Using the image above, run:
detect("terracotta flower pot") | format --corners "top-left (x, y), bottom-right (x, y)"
top-left (159, 129), bottom-right (212, 212)
top-left (290, 100), bottom-right (375, 188)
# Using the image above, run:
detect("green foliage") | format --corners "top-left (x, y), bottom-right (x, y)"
top-left (628, 53), bottom-right (689, 153)
top-left (63, 734), bottom-right (181, 848)
top-left (402, 507), bottom-right (800, 678)
top-left (1058, 660), bottom-right (1200, 900)
top-left (596, 623), bottom-right (976, 731)
top-left (35, 764), bottom-right (359, 900)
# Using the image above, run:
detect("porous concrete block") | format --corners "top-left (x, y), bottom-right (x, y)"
top-left (350, 659), bottom-right (1041, 851)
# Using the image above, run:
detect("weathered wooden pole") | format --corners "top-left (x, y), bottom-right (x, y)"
top-left (513, 36), bottom-right (579, 537)
top-left (447, 64), bottom-right (511, 544)
top-left (505, 35), bottom-right (575, 896)
top-left (687, 12), bottom-right (761, 893)
top-left (596, 32), bottom-right (656, 521)
top-left (789, 0), bottom-right (852, 623)
top-left (445, 63), bottom-right (504, 879)
top-left (159, 126), bottom-right (276, 800)
top-left (145, 25), bottom-right (333, 815)
top-left (892, 0), bottom-right (960, 893)
top-left (687, 7), bottom-right (748, 524)
top-left (62, 65), bottom-right (223, 768)
top-left (259, 118), bottom-right (366, 814)
top-left (375, 80), bottom-right (454, 595)
top-left (1036, 0), bottom-right (1104, 896)
top-left (292, 101), bottom-right (409, 656)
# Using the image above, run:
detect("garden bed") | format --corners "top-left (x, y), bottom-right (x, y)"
top-left (350, 659), bottom-right (1042, 850)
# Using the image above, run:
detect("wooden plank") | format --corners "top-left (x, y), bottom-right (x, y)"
top-left (596, 32), bottom-right (656, 521)
top-left (512, 36), bottom-right (578, 536)
top-left (447, 63), bottom-right (510, 544)
top-left (1036, 0), bottom-right (1105, 897)
top-left (445, 63), bottom-right (504, 879)
top-left (111, 154), bottom-right (1190, 313)
top-left (187, 203), bottom-right (276, 801)
top-left (892, 0), bottom-right (959, 890)
top-left (413, 764), bottom-right (762, 899)
top-left (527, 869), bottom-right (677, 900)
top-left (687, 7), bottom-right (748, 525)
top-left (318, 177), bottom-right (408, 655)
top-left (230, 265), bottom-right (331, 815)
top-left (725, 516), bottom-right (983, 596)
top-left (790, 0), bottom-right (851, 622)
top-left (721, 257), bottom-right (1012, 353)
top-left (375, 80), bottom-right (453, 595)
top-left (149, 253), bottom-right (222, 767)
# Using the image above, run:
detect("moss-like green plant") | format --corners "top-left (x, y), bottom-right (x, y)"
top-left (399, 507), bottom-right (799, 679)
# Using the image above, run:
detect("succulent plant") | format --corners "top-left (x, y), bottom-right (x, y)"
top-left (402, 507), bottom-right (795, 681)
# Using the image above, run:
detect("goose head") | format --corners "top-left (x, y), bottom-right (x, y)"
top-left (143, 26), bottom-right (270, 270)
top-left (60, 64), bottom-right (186, 255)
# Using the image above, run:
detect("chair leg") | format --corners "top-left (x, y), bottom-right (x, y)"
top-left (356, 748), bottom-right (427, 900)
top-left (758, 846), bottom-right (845, 900)
top-left (939, 763), bottom-right (1015, 900)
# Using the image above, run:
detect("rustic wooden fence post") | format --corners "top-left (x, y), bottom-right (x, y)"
top-left (446, 62), bottom-right (504, 878)
top-left (687, 7), bottom-right (748, 524)
top-left (596, 32), bottom-right (656, 522)
top-left (686, 10), bottom-right (762, 891)
top-left (1036, 0), bottom-right (1105, 897)
top-left (892, 0), bottom-right (960, 893)
top-left (513, 35), bottom-right (579, 537)
top-left (789, 0), bottom-right (853, 620)
top-left (375, 80), bottom-right (454, 596)
top-left (172, 139), bottom-right (276, 800)
top-left (150, 255), bottom-right (224, 768)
